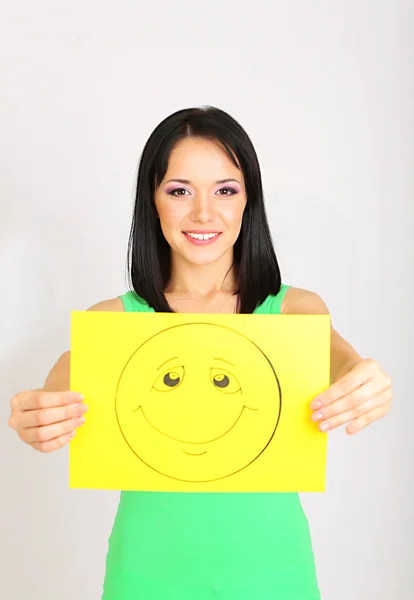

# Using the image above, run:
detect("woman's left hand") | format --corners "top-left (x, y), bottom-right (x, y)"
top-left (310, 358), bottom-right (392, 435)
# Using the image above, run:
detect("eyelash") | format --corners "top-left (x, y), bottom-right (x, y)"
top-left (168, 187), bottom-right (238, 197)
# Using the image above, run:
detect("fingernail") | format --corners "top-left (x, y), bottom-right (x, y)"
top-left (69, 430), bottom-right (76, 439)
top-left (77, 404), bottom-right (88, 415)
top-left (312, 412), bottom-right (324, 422)
top-left (77, 416), bottom-right (86, 426)
top-left (319, 421), bottom-right (331, 432)
top-left (310, 400), bottom-right (322, 410)
top-left (71, 393), bottom-right (84, 404)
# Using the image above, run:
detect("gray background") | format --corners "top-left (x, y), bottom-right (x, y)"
top-left (1, 1), bottom-right (412, 598)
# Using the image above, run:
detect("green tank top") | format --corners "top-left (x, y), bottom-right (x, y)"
top-left (102, 285), bottom-right (320, 599)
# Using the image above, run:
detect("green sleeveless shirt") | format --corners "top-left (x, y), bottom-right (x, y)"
top-left (102, 285), bottom-right (320, 599)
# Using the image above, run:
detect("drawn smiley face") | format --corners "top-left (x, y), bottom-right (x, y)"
top-left (115, 323), bottom-right (281, 482)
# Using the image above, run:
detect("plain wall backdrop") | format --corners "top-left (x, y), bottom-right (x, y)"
top-left (1, 1), bottom-right (412, 598)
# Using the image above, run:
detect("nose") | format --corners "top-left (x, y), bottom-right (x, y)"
top-left (190, 191), bottom-right (215, 224)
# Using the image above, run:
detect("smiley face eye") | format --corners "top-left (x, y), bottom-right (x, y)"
top-left (213, 374), bottom-right (229, 388)
top-left (164, 372), bottom-right (180, 387)
top-left (211, 368), bottom-right (241, 394)
top-left (153, 367), bottom-right (184, 392)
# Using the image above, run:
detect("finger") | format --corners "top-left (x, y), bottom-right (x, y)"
top-left (315, 388), bottom-right (391, 432)
top-left (19, 402), bottom-right (88, 428)
top-left (311, 380), bottom-right (380, 423)
top-left (22, 415), bottom-right (86, 444)
top-left (346, 403), bottom-right (391, 435)
top-left (31, 430), bottom-right (78, 453)
top-left (19, 390), bottom-right (84, 411)
top-left (311, 359), bottom-right (377, 409)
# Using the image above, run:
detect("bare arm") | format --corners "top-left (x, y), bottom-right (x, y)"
top-left (283, 287), bottom-right (362, 385)
top-left (43, 352), bottom-right (70, 392)
top-left (285, 288), bottom-right (393, 435)
top-left (8, 297), bottom-right (124, 452)
top-left (42, 297), bottom-right (124, 392)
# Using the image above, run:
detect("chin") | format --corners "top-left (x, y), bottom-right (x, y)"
top-left (184, 249), bottom-right (225, 266)
top-left (175, 243), bottom-right (231, 267)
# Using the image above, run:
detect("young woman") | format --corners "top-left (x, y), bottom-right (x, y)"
top-left (8, 106), bottom-right (392, 599)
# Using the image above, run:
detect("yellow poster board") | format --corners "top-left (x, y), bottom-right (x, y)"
top-left (69, 312), bottom-right (330, 492)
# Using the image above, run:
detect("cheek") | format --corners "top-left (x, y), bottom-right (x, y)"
top-left (157, 201), bottom-right (186, 232)
top-left (221, 202), bottom-right (246, 231)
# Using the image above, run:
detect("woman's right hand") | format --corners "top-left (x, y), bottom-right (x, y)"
top-left (8, 390), bottom-right (88, 453)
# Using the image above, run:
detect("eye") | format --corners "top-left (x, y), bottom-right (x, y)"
top-left (210, 368), bottom-right (241, 394)
top-left (153, 366), bottom-right (184, 392)
top-left (216, 187), bottom-right (237, 196)
top-left (168, 188), bottom-right (190, 197)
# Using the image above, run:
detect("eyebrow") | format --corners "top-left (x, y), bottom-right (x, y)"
top-left (164, 178), bottom-right (241, 185)
top-left (212, 358), bottom-right (234, 367)
top-left (157, 357), bottom-right (178, 371)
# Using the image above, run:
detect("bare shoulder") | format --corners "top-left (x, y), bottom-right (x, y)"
top-left (87, 297), bottom-right (125, 312)
top-left (281, 286), bottom-right (330, 315)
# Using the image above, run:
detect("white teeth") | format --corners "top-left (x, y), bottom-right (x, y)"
top-left (186, 232), bottom-right (218, 240)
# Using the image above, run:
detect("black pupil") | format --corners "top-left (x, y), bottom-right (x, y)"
top-left (213, 374), bottom-right (230, 388)
top-left (163, 372), bottom-right (180, 387)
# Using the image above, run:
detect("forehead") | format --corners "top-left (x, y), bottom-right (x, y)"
top-left (165, 137), bottom-right (241, 181)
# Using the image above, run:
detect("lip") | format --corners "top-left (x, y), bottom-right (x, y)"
top-left (182, 231), bottom-right (222, 246)
top-left (184, 230), bottom-right (221, 234)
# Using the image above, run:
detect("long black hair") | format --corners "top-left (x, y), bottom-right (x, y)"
top-left (127, 105), bottom-right (282, 313)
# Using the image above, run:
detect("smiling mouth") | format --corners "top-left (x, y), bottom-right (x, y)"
top-left (182, 231), bottom-right (222, 245)
top-left (135, 405), bottom-right (256, 445)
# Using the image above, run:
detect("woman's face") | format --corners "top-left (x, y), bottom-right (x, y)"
top-left (154, 137), bottom-right (247, 266)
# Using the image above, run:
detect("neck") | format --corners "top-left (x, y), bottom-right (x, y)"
top-left (166, 250), bottom-right (237, 298)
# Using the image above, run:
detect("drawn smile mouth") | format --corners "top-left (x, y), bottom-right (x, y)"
top-left (182, 449), bottom-right (207, 456)
top-left (134, 405), bottom-right (256, 445)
